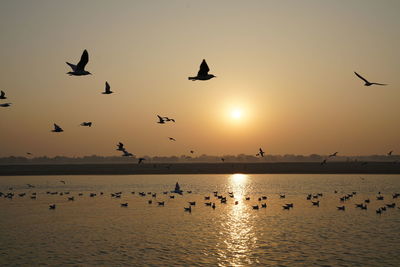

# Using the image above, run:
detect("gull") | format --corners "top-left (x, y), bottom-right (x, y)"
top-left (102, 81), bottom-right (113, 94)
top-left (354, 72), bottom-right (387, 86)
top-left (388, 150), bottom-right (393, 156)
top-left (328, 152), bottom-right (338, 158)
top-left (157, 115), bottom-right (166, 124)
top-left (256, 148), bottom-right (265, 157)
top-left (163, 117), bottom-right (175, 122)
top-left (169, 137), bottom-right (176, 141)
top-left (138, 158), bottom-right (146, 164)
top-left (116, 142), bottom-right (125, 151)
top-left (80, 122), bottom-right (92, 127)
top-left (321, 159), bottom-right (327, 165)
top-left (0, 90), bottom-right (6, 99)
top-left (52, 123), bottom-right (63, 132)
top-left (66, 49), bottom-right (91, 76)
top-left (188, 59), bottom-right (216, 81)
top-left (0, 103), bottom-right (11, 107)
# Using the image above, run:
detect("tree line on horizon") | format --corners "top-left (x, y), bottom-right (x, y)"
top-left (0, 153), bottom-right (398, 164)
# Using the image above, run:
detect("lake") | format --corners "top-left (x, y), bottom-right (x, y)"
top-left (1, 174), bottom-right (399, 266)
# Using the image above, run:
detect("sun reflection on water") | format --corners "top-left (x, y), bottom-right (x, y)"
top-left (218, 174), bottom-right (258, 266)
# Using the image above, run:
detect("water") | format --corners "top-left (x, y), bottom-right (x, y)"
top-left (0, 174), bottom-right (399, 266)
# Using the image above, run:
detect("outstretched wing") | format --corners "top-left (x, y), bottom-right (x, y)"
top-left (76, 49), bottom-right (89, 71)
top-left (54, 124), bottom-right (62, 131)
top-left (66, 62), bottom-right (77, 71)
top-left (105, 81), bottom-right (110, 92)
top-left (0, 90), bottom-right (5, 97)
top-left (157, 115), bottom-right (164, 122)
top-left (197, 59), bottom-right (210, 76)
top-left (354, 72), bottom-right (369, 83)
top-left (371, 82), bottom-right (387, 86)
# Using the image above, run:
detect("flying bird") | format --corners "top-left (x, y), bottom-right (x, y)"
top-left (256, 148), bottom-right (265, 157)
top-left (321, 159), bottom-right (327, 166)
top-left (138, 158), bottom-right (146, 164)
top-left (163, 117), bottom-right (176, 122)
top-left (102, 81), bottom-right (113, 94)
top-left (188, 59), bottom-right (216, 81)
top-left (157, 115), bottom-right (166, 124)
top-left (388, 150), bottom-right (393, 156)
top-left (354, 72), bottom-right (387, 86)
top-left (169, 137), bottom-right (176, 141)
top-left (116, 142), bottom-right (125, 151)
top-left (328, 152), bottom-right (338, 158)
top-left (26, 152), bottom-right (33, 155)
top-left (52, 124), bottom-right (63, 132)
top-left (80, 122), bottom-right (92, 127)
top-left (66, 49), bottom-right (91, 76)
top-left (0, 90), bottom-right (6, 99)
top-left (190, 150), bottom-right (194, 154)
top-left (0, 103), bottom-right (11, 107)
top-left (60, 180), bottom-right (66, 184)
top-left (122, 150), bottom-right (134, 157)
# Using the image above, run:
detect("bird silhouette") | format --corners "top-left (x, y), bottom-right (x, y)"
top-left (388, 150), bottom-right (393, 156)
top-left (52, 124), bottom-right (63, 132)
top-left (102, 81), bottom-right (113, 94)
top-left (0, 90), bottom-right (6, 99)
top-left (354, 72), bottom-right (386, 86)
top-left (328, 152), bottom-right (338, 158)
top-left (80, 122), bottom-right (92, 127)
top-left (122, 150), bottom-right (133, 157)
top-left (169, 137), bottom-right (176, 141)
top-left (66, 50), bottom-right (91, 76)
top-left (188, 59), bottom-right (216, 81)
top-left (157, 115), bottom-right (166, 124)
top-left (256, 148), bottom-right (265, 157)
top-left (321, 159), bottom-right (327, 165)
top-left (163, 117), bottom-right (175, 122)
top-left (60, 180), bottom-right (66, 184)
top-left (0, 103), bottom-right (12, 107)
top-left (138, 158), bottom-right (146, 164)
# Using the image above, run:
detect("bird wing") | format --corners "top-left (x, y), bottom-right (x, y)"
top-left (354, 72), bottom-right (369, 83)
top-left (157, 115), bottom-right (164, 122)
top-left (66, 62), bottom-right (77, 71)
top-left (105, 81), bottom-right (110, 92)
top-left (76, 49), bottom-right (89, 71)
top-left (371, 83), bottom-right (387, 86)
top-left (0, 91), bottom-right (4, 97)
top-left (197, 59), bottom-right (210, 76)
top-left (54, 124), bottom-right (62, 130)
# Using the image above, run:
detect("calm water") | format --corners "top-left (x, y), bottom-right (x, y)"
top-left (0, 174), bottom-right (400, 266)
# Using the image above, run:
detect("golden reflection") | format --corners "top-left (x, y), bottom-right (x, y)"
top-left (218, 174), bottom-right (257, 266)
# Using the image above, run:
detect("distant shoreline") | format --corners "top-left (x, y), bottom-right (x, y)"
top-left (0, 162), bottom-right (399, 176)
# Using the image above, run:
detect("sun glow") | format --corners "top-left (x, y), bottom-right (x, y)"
top-left (231, 109), bottom-right (242, 119)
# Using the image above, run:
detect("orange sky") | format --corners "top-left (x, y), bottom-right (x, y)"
top-left (0, 0), bottom-right (399, 157)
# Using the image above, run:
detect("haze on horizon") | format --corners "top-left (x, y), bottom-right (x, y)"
top-left (0, 0), bottom-right (399, 158)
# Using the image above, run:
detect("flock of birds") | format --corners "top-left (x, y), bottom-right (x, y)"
top-left (0, 49), bottom-right (392, 161)
top-left (1, 181), bottom-right (399, 215)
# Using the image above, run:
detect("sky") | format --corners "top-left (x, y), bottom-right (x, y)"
top-left (0, 0), bottom-right (399, 157)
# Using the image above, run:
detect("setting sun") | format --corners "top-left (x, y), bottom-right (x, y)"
top-left (231, 109), bottom-right (242, 119)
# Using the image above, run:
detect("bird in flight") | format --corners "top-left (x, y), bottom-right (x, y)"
top-left (188, 59), bottom-right (216, 81)
top-left (26, 152), bottom-right (33, 155)
top-left (60, 180), bottom-right (66, 184)
top-left (328, 152), bottom-right (338, 158)
top-left (66, 49), bottom-right (91, 76)
top-left (190, 150), bottom-right (194, 154)
top-left (388, 150), bottom-right (393, 156)
top-left (102, 81), bottom-right (113, 94)
top-left (0, 90), bottom-right (6, 99)
top-left (138, 158), bottom-right (146, 164)
top-left (116, 142), bottom-right (125, 151)
top-left (0, 103), bottom-right (11, 107)
top-left (256, 148), bottom-right (265, 157)
top-left (80, 122), bottom-right (92, 127)
top-left (321, 159), bottom-right (327, 165)
top-left (354, 72), bottom-right (387, 86)
top-left (169, 137), bottom-right (176, 141)
top-left (52, 124), bottom-right (63, 132)
top-left (157, 115), bottom-right (166, 124)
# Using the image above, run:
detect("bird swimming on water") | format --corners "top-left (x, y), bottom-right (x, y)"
top-left (66, 49), bottom-right (91, 76)
top-left (188, 59), bottom-right (216, 81)
top-left (52, 123), bottom-right (63, 132)
top-left (354, 72), bottom-right (387, 86)
top-left (102, 81), bottom-right (113, 94)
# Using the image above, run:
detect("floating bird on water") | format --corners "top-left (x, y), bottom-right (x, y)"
top-left (169, 137), bottom-right (176, 141)
top-left (188, 59), bottom-right (216, 81)
top-left (102, 81), bottom-right (113, 94)
top-left (121, 203), bottom-right (128, 207)
top-left (49, 204), bottom-right (56, 210)
top-left (354, 72), bottom-right (386, 86)
top-left (328, 152), bottom-right (338, 158)
top-left (0, 90), bottom-right (6, 99)
top-left (52, 124), bottom-right (63, 132)
top-left (66, 49), bottom-right (91, 76)
top-left (80, 122), bottom-right (92, 127)
top-left (0, 103), bottom-right (11, 107)
top-left (256, 148), bottom-right (265, 157)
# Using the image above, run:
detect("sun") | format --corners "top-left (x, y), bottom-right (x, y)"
top-left (231, 109), bottom-right (242, 119)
